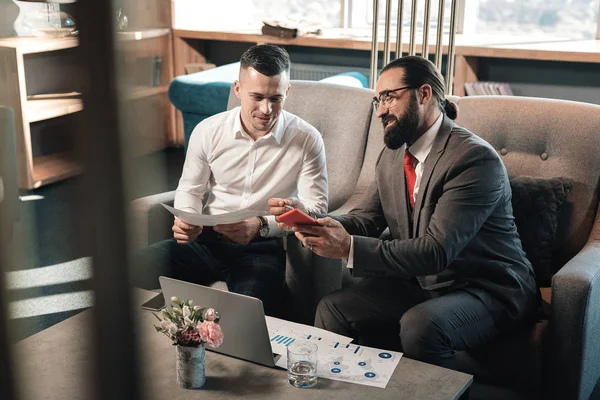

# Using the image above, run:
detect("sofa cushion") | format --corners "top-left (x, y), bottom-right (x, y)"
top-left (510, 176), bottom-right (573, 286)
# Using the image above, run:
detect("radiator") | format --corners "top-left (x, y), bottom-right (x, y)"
top-left (290, 63), bottom-right (370, 81)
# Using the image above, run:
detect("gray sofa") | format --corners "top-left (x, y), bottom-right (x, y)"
top-left (131, 81), bottom-right (600, 400)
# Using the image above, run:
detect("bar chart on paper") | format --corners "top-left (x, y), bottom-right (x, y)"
top-left (266, 316), bottom-right (352, 350)
top-left (265, 316), bottom-right (353, 366)
top-left (270, 333), bottom-right (326, 347)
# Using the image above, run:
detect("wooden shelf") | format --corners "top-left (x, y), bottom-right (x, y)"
top-left (124, 85), bottom-right (169, 100)
top-left (116, 28), bottom-right (170, 42)
top-left (27, 98), bottom-right (83, 123)
top-left (31, 152), bottom-right (82, 188)
top-left (174, 28), bottom-right (600, 64)
top-left (0, 36), bottom-right (78, 54)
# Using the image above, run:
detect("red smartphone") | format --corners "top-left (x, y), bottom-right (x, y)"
top-left (278, 208), bottom-right (319, 227)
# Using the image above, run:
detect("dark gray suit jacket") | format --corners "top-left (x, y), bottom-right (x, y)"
top-left (336, 115), bottom-right (539, 325)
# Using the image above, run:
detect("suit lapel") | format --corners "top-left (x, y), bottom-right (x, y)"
top-left (393, 144), bottom-right (411, 240)
top-left (412, 116), bottom-right (454, 236)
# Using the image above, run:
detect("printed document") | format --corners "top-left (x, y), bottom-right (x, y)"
top-left (266, 316), bottom-right (402, 388)
top-left (161, 203), bottom-right (268, 226)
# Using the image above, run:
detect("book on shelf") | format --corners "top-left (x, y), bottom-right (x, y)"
top-left (261, 20), bottom-right (322, 39)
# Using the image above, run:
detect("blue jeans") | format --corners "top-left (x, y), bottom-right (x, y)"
top-left (133, 230), bottom-right (286, 316)
top-left (315, 277), bottom-right (505, 370)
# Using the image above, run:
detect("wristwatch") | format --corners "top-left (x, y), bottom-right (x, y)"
top-left (257, 216), bottom-right (269, 237)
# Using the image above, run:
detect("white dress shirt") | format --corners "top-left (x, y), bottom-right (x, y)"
top-left (174, 106), bottom-right (328, 237)
top-left (346, 112), bottom-right (443, 267)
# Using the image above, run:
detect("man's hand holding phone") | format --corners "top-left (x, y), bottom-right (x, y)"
top-left (267, 197), bottom-right (351, 260)
top-left (268, 197), bottom-right (307, 218)
top-left (278, 208), bottom-right (319, 228)
top-left (172, 218), bottom-right (203, 244)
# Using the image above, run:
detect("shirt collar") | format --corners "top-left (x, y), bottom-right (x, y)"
top-left (407, 112), bottom-right (443, 164)
top-left (233, 107), bottom-right (285, 144)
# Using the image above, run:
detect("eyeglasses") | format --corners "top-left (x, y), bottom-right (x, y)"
top-left (372, 86), bottom-right (416, 111)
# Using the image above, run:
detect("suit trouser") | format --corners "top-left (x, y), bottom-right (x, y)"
top-left (314, 277), bottom-right (502, 370)
top-left (133, 230), bottom-right (286, 316)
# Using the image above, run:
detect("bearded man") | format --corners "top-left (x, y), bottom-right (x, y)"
top-left (268, 56), bottom-right (539, 370)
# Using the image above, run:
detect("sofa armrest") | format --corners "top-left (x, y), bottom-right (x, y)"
top-left (129, 191), bottom-right (176, 250)
top-left (546, 242), bottom-right (600, 400)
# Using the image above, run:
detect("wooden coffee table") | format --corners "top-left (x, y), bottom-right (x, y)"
top-left (14, 289), bottom-right (472, 399)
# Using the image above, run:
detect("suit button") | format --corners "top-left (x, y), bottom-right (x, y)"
top-left (541, 152), bottom-right (548, 160)
top-left (500, 148), bottom-right (508, 156)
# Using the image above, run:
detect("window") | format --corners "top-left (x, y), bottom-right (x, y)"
top-left (348, 0), bottom-right (600, 40)
top-left (464, 0), bottom-right (600, 40)
top-left (250, 0), bottom-right (344, 28)
top-left (172, 0), bottom-right (343, 30)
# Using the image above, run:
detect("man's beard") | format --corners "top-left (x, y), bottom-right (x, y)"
top-left (382, 93), bottom-right (420, 150)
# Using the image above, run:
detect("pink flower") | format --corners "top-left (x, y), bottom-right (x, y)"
top-left (198, 321), bottom-right (224, 348)
top-left (180, 327), bottom-right (201, 346)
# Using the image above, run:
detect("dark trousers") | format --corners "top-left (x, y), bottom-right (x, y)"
top-left (133, 231), bottom-right (286, 316)
top-left (314, 277), bottom-right (501, 370)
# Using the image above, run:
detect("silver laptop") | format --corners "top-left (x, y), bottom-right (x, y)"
top-left (159, 276), bottom-right (279, 367)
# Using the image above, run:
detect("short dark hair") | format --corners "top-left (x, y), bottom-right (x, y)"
top-left (240, 44), bottom-right (291, 77)
top-left (380, 56), bottom-right (458, 120)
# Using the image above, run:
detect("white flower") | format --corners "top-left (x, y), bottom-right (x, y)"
top-left (170, 296), bottom-right (179, 304)
top-left (203, 308), bottom-right (217, 321)
top-left (183, 306), bottom-right (191, 318)
top-left (193, 305), bottom-right (201, 311)
top-left (168, 323), bottom-right (178, 335)
top-left (160, 309), bottom-right (170, 319)
top-left (184, 316), bottom-right (193, 327)
top-left (160, 320), bottom-right (170, 331)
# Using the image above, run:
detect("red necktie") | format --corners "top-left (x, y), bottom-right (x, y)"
top-left (404, 150), bottom-right (417, 208)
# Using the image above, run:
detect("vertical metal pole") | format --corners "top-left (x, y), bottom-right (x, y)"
top-left (340, 0), bottom-right (350, 28)
top-left (596, 2), bottom-right (600, 39)
top-left (369, 0), bottom-right (380, 88)
top-left (74, 0), bottom-right (141, 399)
top-left (435, 0), bottom-right (446, 68)
top-left (422, 0), bottom-right (432, 58)
top-left (446, 0), bottom-right (460, 95)
top-left (408, 0), bottom-right (418, 56)
top-left (395, 0), bottom-right (405, 59)
top-left (383, 0), bottom-right (393, 66)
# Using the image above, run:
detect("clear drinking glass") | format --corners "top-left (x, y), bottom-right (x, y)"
top-left (287, 341), bottom-right (318, 388)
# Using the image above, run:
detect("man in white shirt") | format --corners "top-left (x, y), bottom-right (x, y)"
top-left (269, 56), bottom-right (538, 369)
top-left (136, 45), bottom-right (328, 315)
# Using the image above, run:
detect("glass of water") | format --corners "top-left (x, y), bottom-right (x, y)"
top-left (287, 341), bottom-right (318, 388)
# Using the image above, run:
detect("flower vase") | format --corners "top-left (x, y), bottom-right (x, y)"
top-left (175, 344), bottom-right (206, 389)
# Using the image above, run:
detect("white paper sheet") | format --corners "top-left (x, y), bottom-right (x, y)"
top-left (266, 316), bottom-right (353, 356)
top-left (314, 343), bottom-right (402, 388)
top-left (266, 316), bottom-right (402, 388)
top-left (161, 203), bottom-right (269, 226)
